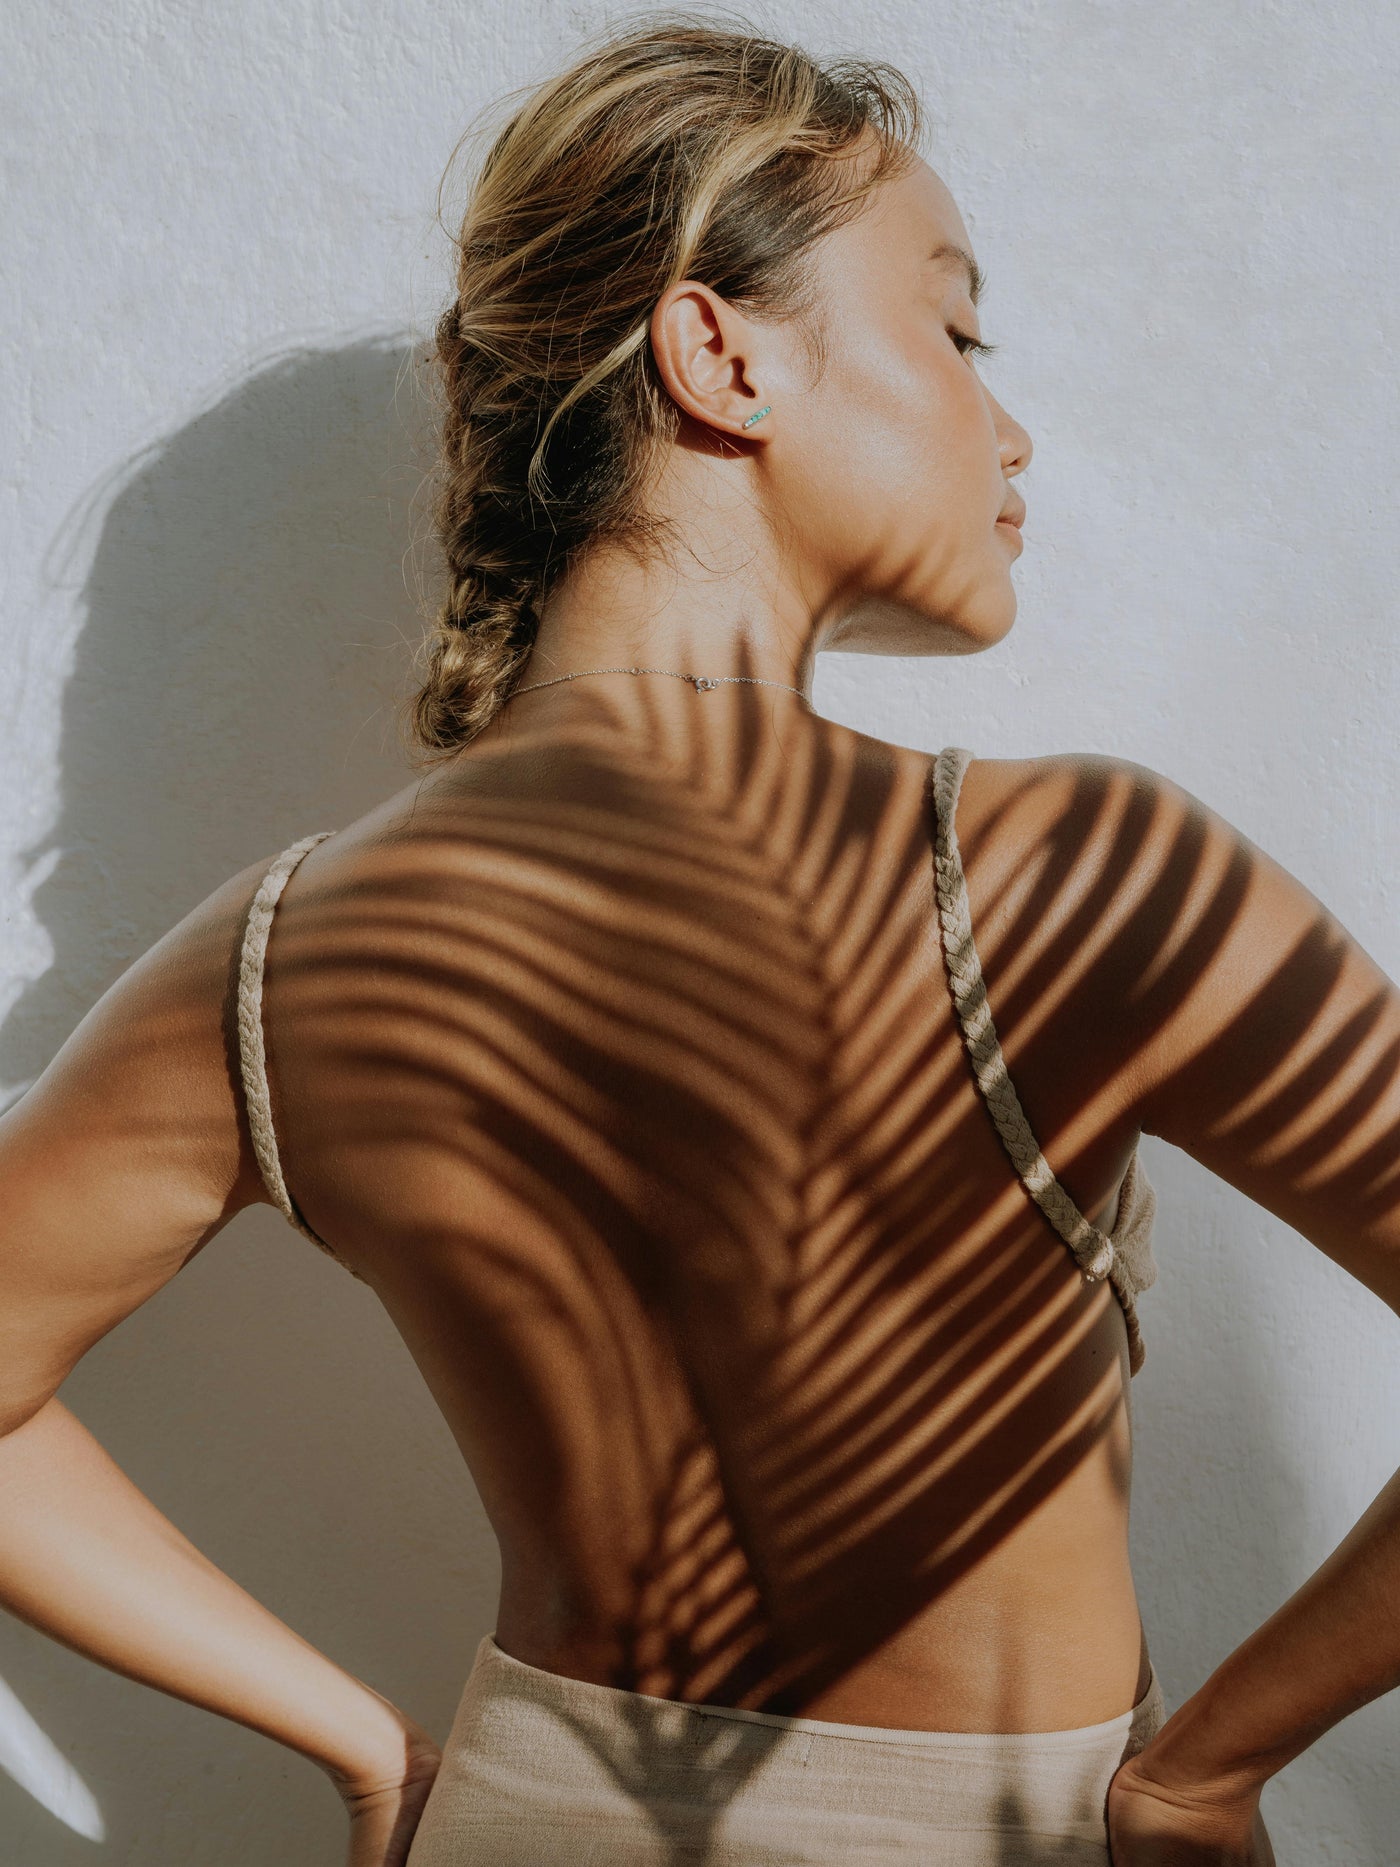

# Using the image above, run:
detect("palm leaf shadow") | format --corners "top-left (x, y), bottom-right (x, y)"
top-left (257, 653), bottom-right (1384, 1861)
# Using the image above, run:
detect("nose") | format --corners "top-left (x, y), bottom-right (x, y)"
top-left (992, 396), bottom-right (1032, 477)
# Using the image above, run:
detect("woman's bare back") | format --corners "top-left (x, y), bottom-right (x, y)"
top-left (226, 712), bottom-right (1154, 1734)
top-left (14, 688), bottom-right (1400, 1852)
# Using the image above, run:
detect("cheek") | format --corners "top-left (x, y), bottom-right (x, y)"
top-left (777, 294), bottom-right (998, 572)
top-left (818, 350), bottom-right (993, 538)
top-left (869, 308), bottom-right (983, 441)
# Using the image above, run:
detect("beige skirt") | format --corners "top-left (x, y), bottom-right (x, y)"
top-left (405, 1634), bottom-right (1168, 1866)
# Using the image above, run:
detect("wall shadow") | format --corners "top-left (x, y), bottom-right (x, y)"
top-left (0, 333), bottom-right (494, 1865)
top-left (2, 330), bottom-right (442, 1094)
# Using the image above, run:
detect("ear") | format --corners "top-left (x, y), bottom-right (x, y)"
top-left (649, 280), bottom-right (774, 443)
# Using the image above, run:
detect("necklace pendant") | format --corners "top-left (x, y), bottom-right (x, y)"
top-left (692, 676), bottom-right (719, 692)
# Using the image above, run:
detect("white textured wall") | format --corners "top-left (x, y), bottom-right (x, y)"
top-left (3, 1), bottom-right (1398, 1859)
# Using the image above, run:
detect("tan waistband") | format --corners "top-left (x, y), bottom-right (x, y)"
top-left (478, 1634), bottom-right (1166, 1757)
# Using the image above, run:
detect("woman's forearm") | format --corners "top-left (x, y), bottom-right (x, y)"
top-left (1140, 1460), bottom-right (1400, 1796)
top-left (0, 1396), bottom-right (415, 1788)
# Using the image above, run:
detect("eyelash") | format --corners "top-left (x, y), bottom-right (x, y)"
top-left (951, 330), bottom-right (1000, 362)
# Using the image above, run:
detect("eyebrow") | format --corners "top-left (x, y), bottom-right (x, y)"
top-left (927, 242), bottom-right (985, 307)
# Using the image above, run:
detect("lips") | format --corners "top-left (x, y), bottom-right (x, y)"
top-left (996, 503), bottom-right (1026, 530)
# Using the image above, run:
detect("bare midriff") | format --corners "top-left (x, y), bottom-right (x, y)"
top-left (470, 1224), bottom-right (1149, 1735)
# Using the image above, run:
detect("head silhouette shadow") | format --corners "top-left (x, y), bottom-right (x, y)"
top-left (1, 330), bottom-right (437, 1103)
top-left (0, 333), bottom-right (494, 1860)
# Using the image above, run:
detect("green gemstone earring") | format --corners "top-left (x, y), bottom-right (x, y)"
top-left (741, 403), bottom-right (772, 430)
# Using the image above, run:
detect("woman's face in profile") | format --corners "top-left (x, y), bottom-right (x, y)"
top-left (786, 151), bottom-right (1034, 659)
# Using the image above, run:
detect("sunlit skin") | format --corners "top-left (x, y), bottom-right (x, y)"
top-left (5, 129), bottom-right (1400, 1863)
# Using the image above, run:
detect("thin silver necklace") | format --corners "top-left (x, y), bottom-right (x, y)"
top-left (511, 665), bottom-right (809, 700)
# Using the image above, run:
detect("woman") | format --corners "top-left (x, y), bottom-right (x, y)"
top-left (3, 13), bottom-right (1395, 1863)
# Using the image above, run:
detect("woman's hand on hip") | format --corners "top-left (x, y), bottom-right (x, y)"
top-left (327, 1709), bottom-right (443, 1867)
top-left (1107, 1757), bottom-right (1276, 1865)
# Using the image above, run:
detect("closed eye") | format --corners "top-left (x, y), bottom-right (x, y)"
top-left (951, 330), bottom-right (1000, 362)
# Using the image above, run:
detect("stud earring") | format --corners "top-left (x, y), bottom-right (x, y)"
top-left (741, 403), bottom-right (772, 430)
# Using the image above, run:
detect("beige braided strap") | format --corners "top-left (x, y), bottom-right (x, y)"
top-left (236, 833), bottom-right (348, 1268)
top-left (929, 748), bottom-right (1117, 1286)
top-left (1106, 1146), bottom-right (1158, 1376)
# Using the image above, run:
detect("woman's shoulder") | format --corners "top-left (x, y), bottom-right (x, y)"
top-left (941, 745), bottom-right (1180, 860)
top-left (928, 744), bottom-right (1204, 982)
top-left (854, 731), bottom-right (1184, 885)
top-left (911, 742), bottom-right (1219, 1129)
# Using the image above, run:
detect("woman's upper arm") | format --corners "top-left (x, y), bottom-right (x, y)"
top-left (0, 859), bottom-right (274, 1435)
top-left (1101, 756), bottom-right (1400, 1319)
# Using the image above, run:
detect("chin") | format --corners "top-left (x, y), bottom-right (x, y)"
top-left (825, 587), bottom-right (1018, 657)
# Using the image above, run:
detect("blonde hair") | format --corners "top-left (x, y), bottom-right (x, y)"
top-left (406, 10), bottom-right (924, 758)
